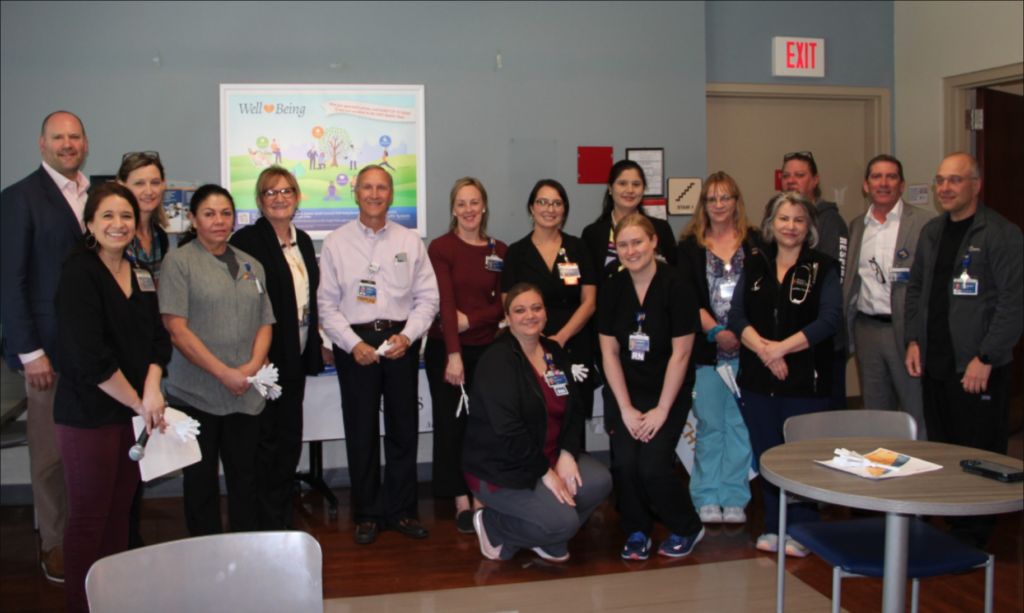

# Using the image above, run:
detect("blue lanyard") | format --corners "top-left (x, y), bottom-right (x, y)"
top-left (543, 352), bottom-right (556, 373)
top-left (961, 253), bottom-right (971, 271)
top-left (488, 237), bottom-right (497, 255)
top-left (636, 312), bottom-right (646, 333)
top-left (123, 248), bottom-right (138, 268)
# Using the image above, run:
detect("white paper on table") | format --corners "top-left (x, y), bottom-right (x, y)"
top-left (131, 407), bottom-right (203, 482)
top-left (716, 363), bottom-right (740, 399)
top-left (814, 447), bottom-right (942, 480)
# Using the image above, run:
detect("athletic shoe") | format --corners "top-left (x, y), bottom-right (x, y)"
top-left (784, 537), bottom-right (809, 557)
top-left (722, 506), bottom-right (747, 523)
top-left (658, 527), bottom-right (705, 558)
top-left (473, 509), bottom-right (502, 560)
top-left (699, 505), bottom-right (724, 523)
top-left (756, 533), bottom-right (779, 553)
top-left (531, 546), bottom-right (570, 563)
top-left (621, 532), bottom-right (651, 560)
top-left (456, 510), bottom-right (475, 534)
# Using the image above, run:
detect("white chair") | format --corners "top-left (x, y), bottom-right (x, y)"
top-left (85, 531), bottom-right (323, 613)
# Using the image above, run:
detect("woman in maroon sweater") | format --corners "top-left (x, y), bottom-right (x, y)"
top-left (426, 177), bottom-right (508, 532)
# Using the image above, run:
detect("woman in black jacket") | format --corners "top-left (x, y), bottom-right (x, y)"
top-left (676, 172), bottom-right (758, 526)
top-left (462, 283), bottom-right (611, 562)
top-left (229, 166), bottom-right (325, 529)
top-left (727, 191), bottom-right (842, 557)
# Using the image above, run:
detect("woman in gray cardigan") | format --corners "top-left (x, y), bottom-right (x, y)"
top-left (157, 185), bottom-right (275, 536)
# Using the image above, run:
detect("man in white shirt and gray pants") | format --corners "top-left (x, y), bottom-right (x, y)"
top-left (843, 154), bottom-right (933, 438)
top-left (319, 165), bottom-right (439, 545)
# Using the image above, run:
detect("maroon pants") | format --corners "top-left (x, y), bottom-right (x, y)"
top-left (56, 423), bottom-right (140, 613)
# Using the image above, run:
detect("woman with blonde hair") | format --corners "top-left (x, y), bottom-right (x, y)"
top-left (425, 177), bottom-right (507, 532)
top-left (676, 172), bottom-right (759, 525)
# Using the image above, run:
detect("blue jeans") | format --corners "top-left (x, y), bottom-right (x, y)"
top-left (689, 360), bottom-right (752, 508)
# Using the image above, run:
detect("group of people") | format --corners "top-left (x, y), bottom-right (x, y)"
top-left (1, 111), bottom-right (1021, 613)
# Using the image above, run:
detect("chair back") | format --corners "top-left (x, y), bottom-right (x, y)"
top-left (85, 531), bottom-right (323, 613)
top-left (784, 409), bottom-right (917, 443)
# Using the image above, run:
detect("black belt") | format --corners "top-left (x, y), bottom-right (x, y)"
top-left (351, 319), bottom-right (405, 331)
top-left (861, 313), bottom-right (893, 324)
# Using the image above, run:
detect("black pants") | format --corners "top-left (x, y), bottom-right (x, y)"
top-left (424, 340), bottom-right (488, 498)
top-left (178, 405), bottom-right (261, 536)
top-left (335, 330), bottom-right (422, 526)
top-left (605, 386), bottom-right (702, 538)
top-left (256, 374), bottom-right (306, 530)
top-left (923, 364), bottom-right (1011, 548)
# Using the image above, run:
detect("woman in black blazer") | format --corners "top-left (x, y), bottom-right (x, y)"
top-left (230, 166), bottom-right (325, 529)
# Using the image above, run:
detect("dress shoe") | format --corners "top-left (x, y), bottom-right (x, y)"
top-left (41, 546), bottom-right (65, 583)
top-left (353, 522), bottom-right (379, 545)
top-left (392, 518), bottom-right (429, 539)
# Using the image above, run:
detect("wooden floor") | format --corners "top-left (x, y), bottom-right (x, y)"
top-left (2, 458), bottom-right (1021, 613)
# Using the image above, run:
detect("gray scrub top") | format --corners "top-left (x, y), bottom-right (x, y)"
top-left (158, 240), bottom-right (276, 416)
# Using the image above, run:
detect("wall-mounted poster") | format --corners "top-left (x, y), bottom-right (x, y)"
top-left (220, 84), bottom-right (426, 238)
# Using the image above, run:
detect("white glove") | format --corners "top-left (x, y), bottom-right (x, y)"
top-left (456, 384), bottom-right (469, 417)
top-left (174, 417), bottom-right (201, 443)
top-left (248, 364), bottom-right (283, 400)
top-left (571, 364), bottom-right (589, 383)
top-left (376, 340), bottom-right (394, 356)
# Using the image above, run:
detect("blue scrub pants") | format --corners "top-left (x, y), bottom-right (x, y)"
top-left (689, 360), bottom-right (752, 509)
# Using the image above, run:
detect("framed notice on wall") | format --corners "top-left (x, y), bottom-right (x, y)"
top-left (626, 147), bottom-right (665, 198)
top-left (220, 84), bottom-right (426, 238)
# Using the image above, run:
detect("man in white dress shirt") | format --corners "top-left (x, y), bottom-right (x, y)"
top-left (319, 165), bottom-right (439, 544)
top-left (842, 154), bottom-right (933, 438)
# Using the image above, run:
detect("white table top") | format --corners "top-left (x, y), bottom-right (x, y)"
top-left (760, 438), bottom-right (1023, 516)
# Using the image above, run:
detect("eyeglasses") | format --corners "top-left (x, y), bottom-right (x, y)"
top-left (122, 151), bottom-right (161, 163)
top-left (706, 195), bottom-right (735, 206)
top-left (783, 151), bottom-right (815, 164)
top-left (934, 175), bottom-right (976, 187)
top-left (534, 199), bottom-right (565, 209)
top-left (869, 257), bottom-right (887, 285)
top-left (263, 188), bottom-right (296, 199)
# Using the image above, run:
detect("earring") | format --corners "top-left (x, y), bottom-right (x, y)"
top-left (482, 209), bottom-right (487, 213)
top-left (85, 233), bottom-right (98, 250)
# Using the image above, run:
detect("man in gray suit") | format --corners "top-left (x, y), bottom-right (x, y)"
top-left (843, 154), bottom-right (933, 439)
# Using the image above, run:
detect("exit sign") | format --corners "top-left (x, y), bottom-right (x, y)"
top-left (772, 36), bottom-right (825, 78)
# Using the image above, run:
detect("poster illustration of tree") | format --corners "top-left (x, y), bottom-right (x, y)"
top-left (220, 84), bottom-right (426, 238)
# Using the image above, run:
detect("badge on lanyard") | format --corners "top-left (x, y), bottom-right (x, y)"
top-left (890, 268), bottom-right (910, 283)
top-left (629, 313), bottom-right (649, 361)
top-left (124, 249), bottom-right (156, 292)
top-left (952, 253), bottom-right (978, 296)
top-left (485, 238), bottom-right (503, 272)
top-left (719, 264), bottom-right (737, 299)
top-left (357, 280), bottom-right (378, 304)
top-left (300, 305), bottom-right (311, 327)
top-left (543, 352), bottom-right (569, 396)
top-left (557, 248), bottom-right (581, 285)
top-left (243, 263), bottom-right (264, 295)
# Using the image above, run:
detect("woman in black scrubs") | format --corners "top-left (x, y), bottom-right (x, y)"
top-left (598, 214), bottom-right (704, 560)
top-left (501, 179), bottom-right (597, 413)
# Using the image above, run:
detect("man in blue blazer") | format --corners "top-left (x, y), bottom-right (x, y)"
top-left (0, 111), bottom-right (90, 582)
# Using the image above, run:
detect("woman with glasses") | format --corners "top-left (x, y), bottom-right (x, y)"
top-left (230, 167), bottom-right (325, 530)
top-left (676, 172), bottom-right (758, 526)
top-left (727, 191), bottom-right (842, 557)
top-left (116, 152), bottom-right (170, 281)
top-left (501, 179), bottom-right (597, 418)
top-left (599, 214), bottom-right (704, 560)
top-left (425, 178), bottom-right (507, 533)
top-left (158, 185), bottom-right (275, 536)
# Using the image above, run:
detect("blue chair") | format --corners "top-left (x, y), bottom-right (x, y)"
top-left (783, 410), bottom-right (994, 613)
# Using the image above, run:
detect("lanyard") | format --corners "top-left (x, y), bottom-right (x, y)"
top-left (636, 312), bottom-right (646, 333)
top-left (961, 253), bottom-right (971, 272)
top-left (488, 237), bottom-right (497, 256)
top-left (559, 247), bottom-right (569, 263)
top-left (543, 351), bottom-right (556, 373)
top-left (123, 248), bottom-right (139, 268)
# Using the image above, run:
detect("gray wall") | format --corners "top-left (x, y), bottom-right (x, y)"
top-left (0, 1), bottom-right (708, 241)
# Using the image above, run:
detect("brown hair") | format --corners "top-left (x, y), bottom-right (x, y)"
top-left (255, 166), bottom-right (302, 215)
top-left (612, 213), bottom-right (656, 243)
top-left (680, 171), bottom-right (749, 248)
top-left (117, 152), bottom-right (169, 230)
top-left (503, 282), bottom-right (544, 314)
top-left (447, 177), bottom-right (489, 237)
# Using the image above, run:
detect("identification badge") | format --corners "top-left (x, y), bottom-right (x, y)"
top-left (953, 277), bottom-right (978, 296)
top-left (553, 385), bottom-right (569, 397)
top-left (254, 279), bottom-right (265, 295)
top-left (558, 262), bottom-right (580, 285)
top-left (629, 332), bottom-right (650, 353)
top-left (485, 254), bottom-right (503, 272)
top-left (134, 268), bottom-right (156, 292)
top-left (357, 280), bottom-right (378, 303)
top-left (545, 371), bottom-right (568, 387)
top-left (719, 281), bottom-right (737, 300)
top-left (631, 351), bottom-right (646, 362)
top-left (300, 306), bottom-right (311, 327)
top-left (890, 268), bottom-right (910, 283)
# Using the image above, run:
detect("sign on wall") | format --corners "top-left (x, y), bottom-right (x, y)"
top-left (772, 36), bottom-right (825, 78)
top-left (220, 84), bottom-right (426, 239)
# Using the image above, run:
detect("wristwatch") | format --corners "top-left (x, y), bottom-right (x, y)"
top-left (977, 352), bottom-right (992, 365)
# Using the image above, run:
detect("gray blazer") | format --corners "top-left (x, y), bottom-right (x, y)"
top-left (843, 200), bottom-right (934, 357)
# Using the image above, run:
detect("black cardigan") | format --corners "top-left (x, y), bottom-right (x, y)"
top-left (676, 230), bottom-right (762, 366)
top-left (229, 217), bottom-right (323, 380)
top-left (462, 334), bottom-right (585, 490)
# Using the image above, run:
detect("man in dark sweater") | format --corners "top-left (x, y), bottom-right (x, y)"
top-left (905, 152), bottom-right (1023, 550)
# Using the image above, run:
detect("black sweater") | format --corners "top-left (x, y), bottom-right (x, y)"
top-left (462, 334), bottom-right (585, 490)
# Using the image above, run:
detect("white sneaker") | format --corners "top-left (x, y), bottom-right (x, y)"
top-left (473, 509), bottom-right (502, 560)
top-left (722, 506), bottom-right (747, 523)
top-left (784, 537), bottom-right (809, 558)
top-left (756, 533), bottom-right (779, 553)
top-left (699, 505), bottom-right (724, 523)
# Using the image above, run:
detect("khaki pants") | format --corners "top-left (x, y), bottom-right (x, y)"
top-left (25, 373), bottom-right (67, 551)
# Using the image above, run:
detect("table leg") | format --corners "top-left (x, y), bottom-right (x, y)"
top-left (777, 487), bottom-right (788, 613)
top-left (881, 512), bottom-right (910, 613)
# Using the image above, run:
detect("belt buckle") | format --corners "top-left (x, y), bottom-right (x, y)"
top-left (373, 320), bottom-right (386, 331)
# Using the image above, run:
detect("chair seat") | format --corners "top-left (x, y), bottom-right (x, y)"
top-left (788, 518), bottom-right (989, 578)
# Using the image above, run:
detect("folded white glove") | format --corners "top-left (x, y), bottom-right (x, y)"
top-left (248, 364), bottom-right (283, 400)
top-left (455, 383), bottom-right (469, 417)
top-left (571, 364), bottom-right (589, 383)
top-left (376, 340), bottom-right (394, 356)
top-left (831, 448), bottom-right (900, 471)
top-left (174, 417), bottom-right (201, 443)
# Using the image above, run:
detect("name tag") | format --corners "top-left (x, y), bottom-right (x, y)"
top-left (719, 281), bottom-right (736, 300)
top-left (558, 262), bottom-right (580, 285)
top-left (300, 306), bottom-right (311, 327)
top-left (553, 384), bottom-right (569, 396)
top-left (485, 254), bottom-right (503, 272)
top-left (134, 268), bottom-right (156, 292)
top-left (357, 280), bottom-right (378, 304)
top-left (953, 278), bottom-right (978, 296)
top-left (545, 371), bottom-right (568, 387)
top-left (890, 268), bottom-right (910, 283)
top-left (631, 351), bottom-right (646, 361)
top-left (629, 332), bottom-right (650, 353)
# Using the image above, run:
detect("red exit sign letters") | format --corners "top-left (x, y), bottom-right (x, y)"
top-left (772, 36), bottom-right (825, 78)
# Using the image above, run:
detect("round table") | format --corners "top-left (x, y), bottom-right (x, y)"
top-left (760, 438), bottom-right (1023, 613)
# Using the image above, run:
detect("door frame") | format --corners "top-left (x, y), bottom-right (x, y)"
top-left (943, 62), bottom-right (1024, 157)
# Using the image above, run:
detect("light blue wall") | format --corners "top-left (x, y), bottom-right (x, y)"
top-left (0, 1), bottom-right (707, 241)
top-left (706, 1), bottom-right (894, 88)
